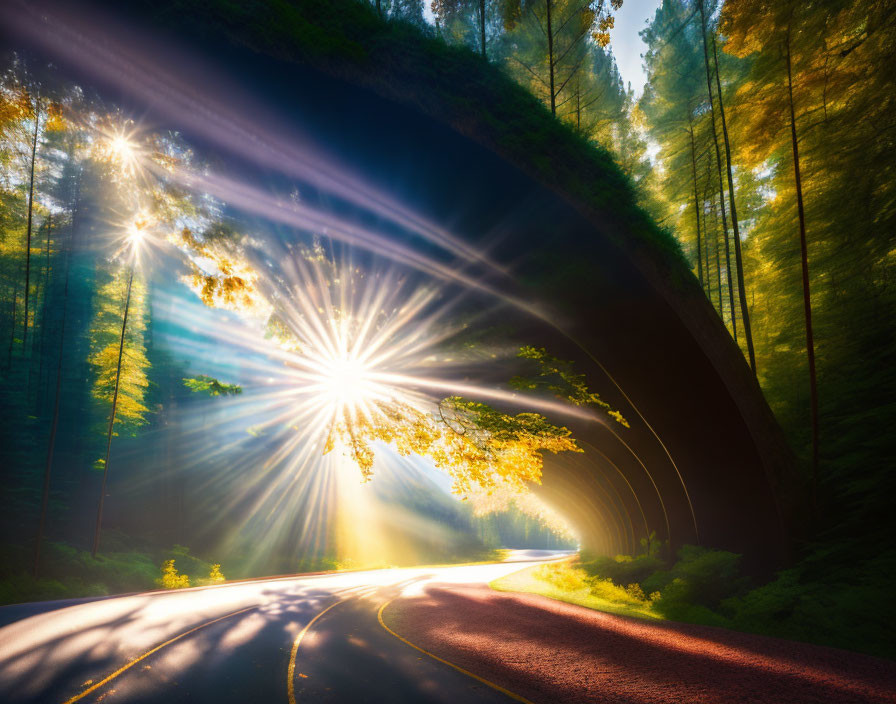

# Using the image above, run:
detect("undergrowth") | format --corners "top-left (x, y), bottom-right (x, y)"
top-left (493, 546), bottom-right (896, 659)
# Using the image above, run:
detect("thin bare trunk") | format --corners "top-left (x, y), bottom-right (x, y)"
top-left (6, 262), bottom-right (21, 369)
top-left (786, 31), bottom-right (819, 512)
top-left (546, 0), bottom-right (555, 115)
top-left (478, 0), bottom-right (486, 58)
top-left (36, 216), bottom-right (52, 400)
top-left (712, 34), bottom-right (756, 372)
top-left (33, 219), bottom-right (72, 576)
top-left (712, 194), bottom-right (724, 316)
top-left (23, 98), bottom-right (40, 357)
top-left (698, 0), bottom-right (736, 340)
top-left (687, 121), bottom-right (704, 289)
top-left (576, 80), bottom-right (581, 129)
top-left (702, 178), bottom-right (714, 305)
top-left (92, 264), bottom-right (136, 556)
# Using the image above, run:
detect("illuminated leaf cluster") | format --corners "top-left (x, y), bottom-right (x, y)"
top-left (512, 346), bottom-right (629, 427)
top-left (326, 396), bottom-right (580, 494)
top-left (176, 225), bottom-right (270, 318)
top-left (182, 375), bottom-right (242, 397)
top-left (157, 559), bottom-right (190, 589)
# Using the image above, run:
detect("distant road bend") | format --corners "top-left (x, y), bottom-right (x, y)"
top-left (0, 550), bottom-right (894, 704)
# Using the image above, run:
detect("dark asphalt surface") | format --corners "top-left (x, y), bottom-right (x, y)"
top-left (0, 552), bottom-right (559, 704)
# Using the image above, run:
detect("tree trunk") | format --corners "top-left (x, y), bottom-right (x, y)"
top-left (6, 261), bottom-right (22, 370)
top-left (698, 0), bottom-right (736, 340)
top-left (786, 30), bottom-right (819, 513)
top-left (36, 215), bottom-right (52, 405)
top-left (712, 33), bottom-right (756, 373)
top-left (23, 97), bottom-right (40, 358)
top-left (701, 177), bottom-right (713, 305)
top-left (546, 0), bottom-right (555, 115)
top-left (687, 120), bottom-right (704, 290)
top-left (575, 80), bottom-right (581, 129)
top-left (92, 264), bottom-right (136, 556)
top-left (33, 218), bottom-right (72, 576)
top-left (712, 193), bottom-right (724, 315)
top-left (478, 0), bottom-right (487, 58)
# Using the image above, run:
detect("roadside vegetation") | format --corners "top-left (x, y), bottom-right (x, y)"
top-left (0, 539), bottom-right (222, 604)
top-left (0, 536), bottom-right (519, 606)
top-left (493, 545), bottom-right (896, 659)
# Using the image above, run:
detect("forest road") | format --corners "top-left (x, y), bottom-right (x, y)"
top-left (1, 549), bottom-right (894, 704)
top-left (0, 550), bottom-right (561, 704)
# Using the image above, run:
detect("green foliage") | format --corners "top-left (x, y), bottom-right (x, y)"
top-left (511, 346), bottom-right (628, 426)
top-left (182, 375), bottom-right (242, 397)
top-left (578, 545), bottom-right (746, 621)
top-left (157, 559), bottom-right (190, 589)
top-left (491, 561), bottom-right (660, 621)
top-left (0, 573), bottom-right (79, 605)
top-left (579, 551), bottom-right (664, 586)
top-left (660, 545), bottom-right (747, 608)
top-left (721, 548), bottom-right (896, 658)
top-left (502, 546), bottom-right (896, 657)
top-left (641, 0), bottom-right (896, 552)
top-left (441, 395), bottom-right (579, 447)
top-left (506, 548), bottom-right (747, 626)
top-left (0, 542), bottom-right (159, 604)
top-left (640, 531), bottom-right (661, 556)
top-left (538, 561), bottom-right (589, 592)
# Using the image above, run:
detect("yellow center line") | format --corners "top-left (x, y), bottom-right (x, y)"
top-left (62, 605), bottom-right (256, 704)
top-left (286, 597), bottom-right (349, 704)
top-left (377, 599), bottom-right (537, 704)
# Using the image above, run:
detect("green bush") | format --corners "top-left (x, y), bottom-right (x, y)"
top-left (720, 555), bottom-right (896, 658)
top-left (572, 546), bottom-right (748, 626)
top-left (0, 540), bottom-right (227, 604)
top-left (661, 545), bottom-right (748, 608)
top-left (640, 569), bottom-right (673, 596)
top-left (589, 577), bottom-right (650, 606)
top-left (0, 573), bottom-right (99, 605)
top-left (579, 552), bottom-right (665, 587)
top-left (30, 543), bottom-right (158, 595)
top-left (651, 580), bottom-right (731, 626)
top-left (722, 568), bottom-right (804, 628)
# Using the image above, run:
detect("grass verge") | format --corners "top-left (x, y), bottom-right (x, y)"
top-left (490, 560), bottom-right (660, 621)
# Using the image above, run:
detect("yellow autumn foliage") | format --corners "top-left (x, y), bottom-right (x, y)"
top-left (157, 560), bottom-right (190, 589)
top-left (325, 397), bottom-right (580, 494)
top-left (88, 268), bottom-right (150, 431)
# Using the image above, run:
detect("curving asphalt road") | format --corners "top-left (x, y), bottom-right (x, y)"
top-left (0, 550), bottom-right (563, 704)
top-left (1, 549), bottom-right (894, 704)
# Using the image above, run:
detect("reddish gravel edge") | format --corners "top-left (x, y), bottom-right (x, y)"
top-left (385, 584), bottom-right (896, 704)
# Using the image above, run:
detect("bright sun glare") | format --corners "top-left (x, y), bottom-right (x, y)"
top-left (123, 212), bottom-right (152, 257)
top-left (109, 134), bottom-right (136, 162)
top-left (102, 128), bottom-right (144, 180)
top-left (319, 353), bottom-right (375, 411)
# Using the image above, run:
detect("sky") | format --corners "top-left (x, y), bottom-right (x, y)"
top-left (608, 0), bottom-right (664, 96)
